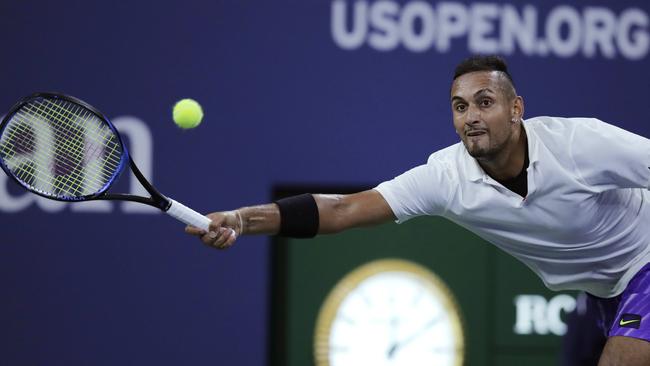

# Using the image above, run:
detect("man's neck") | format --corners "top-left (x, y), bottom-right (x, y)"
top-left (478, 128), bottom-right (528, 181)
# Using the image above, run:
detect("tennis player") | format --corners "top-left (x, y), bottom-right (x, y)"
top-left (186, 55), bottom-right (650, 365)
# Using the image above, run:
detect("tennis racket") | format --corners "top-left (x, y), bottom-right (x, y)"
top-left (0, 92), bottom-right (212, 231)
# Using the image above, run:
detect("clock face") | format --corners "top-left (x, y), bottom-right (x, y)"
top-left (314, 259), bottom-right (464, 366)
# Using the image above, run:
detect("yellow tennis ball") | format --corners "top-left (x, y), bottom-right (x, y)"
top-left (173, 99), bottom-right (203, 129)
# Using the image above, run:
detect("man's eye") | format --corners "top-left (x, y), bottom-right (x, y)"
top-left (480, 99), bottom-right (493, 107)
top-left (455, 104), bottom-right (466, 112)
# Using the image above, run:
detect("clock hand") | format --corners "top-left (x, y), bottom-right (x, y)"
top-left (387, 315), bottom-right (442, 358)
top-left (387, 341), bottom-right (401, 359)
top-left (387, 314), bottom-right (400, 359)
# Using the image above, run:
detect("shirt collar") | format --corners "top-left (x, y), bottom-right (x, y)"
top-left (523, 120), bottom-right (541, 166)
top-left (464, 119), bottom-right (539, 183)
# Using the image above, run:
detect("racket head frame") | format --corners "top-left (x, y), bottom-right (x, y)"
top-left (0, 92), bottom-right (130, 202)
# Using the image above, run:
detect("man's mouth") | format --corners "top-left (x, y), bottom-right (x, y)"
top-left (466, 130), bottom-right (487, 137)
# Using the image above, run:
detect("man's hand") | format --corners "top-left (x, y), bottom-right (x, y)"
top-left (185, 211), bottom-right (242, 250)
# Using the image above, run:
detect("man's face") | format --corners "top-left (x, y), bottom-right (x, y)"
top-left (450, 71), bottom-right (518, 160)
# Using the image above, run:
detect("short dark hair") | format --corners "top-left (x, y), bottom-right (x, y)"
top-left (453, 55), bottom-right (515, 86)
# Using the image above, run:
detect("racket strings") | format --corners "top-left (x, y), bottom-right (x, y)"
top-left (1, 117), bottom-right (108, 197)
top-left (3, 120), bottom-right (101, 196)
top-left (0, 97), bottom-right (124, 198)
top-left (6, 103), bottom-right (115, 191)
top-left (9, 106), bottom-right (110, 188)
top-left (30, 99), bottom-right (121, 195)
top-left (2, 124), bottom-right (115, 197)
top-left (32, 99), bottom-right (121, 163)
top-left (29, 100), bottom-right (122, 175)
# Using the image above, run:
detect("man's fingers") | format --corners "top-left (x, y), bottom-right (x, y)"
top-left (200, 229), bottom-right (221, 245)
top-left (215, 229), bottom-right (236, 249)
top-left (219, 231), bottom-right (237, 249)
top-left (185, 225), bottom-right (206, 236)
top-left (186, 212), bottom-right (239, 250)
top-left (200, 227), bottom-right (237, 250)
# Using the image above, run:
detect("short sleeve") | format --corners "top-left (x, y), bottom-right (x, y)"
top-left (374, 159), bottom-right (454, 223)
top-left (570, 118), bottom-right (650, 190)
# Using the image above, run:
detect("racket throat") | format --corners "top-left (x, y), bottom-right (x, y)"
top-left (128, 157), bottom-right (170, 210)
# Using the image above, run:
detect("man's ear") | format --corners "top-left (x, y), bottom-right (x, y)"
top-left (512, 96), bottom-right (524, 122)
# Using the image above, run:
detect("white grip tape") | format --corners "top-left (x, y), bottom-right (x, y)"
top-left (166, 198), bottom-right (211, 231)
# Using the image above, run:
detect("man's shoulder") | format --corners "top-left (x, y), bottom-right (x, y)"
top-left (525, 117), bottom-right (629, 171)
top-left (525, 116), bottom-right (605, 137)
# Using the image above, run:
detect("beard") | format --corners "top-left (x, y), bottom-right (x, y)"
top-left (463, 137), bottom-right (496, 159)
top-left (462, 133), bottom-right (506, 160)
top-left (466, 145), bottom-right (493, 159)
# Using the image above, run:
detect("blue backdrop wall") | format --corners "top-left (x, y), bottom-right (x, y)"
top-left (1, 1), bottom-right (649, 365)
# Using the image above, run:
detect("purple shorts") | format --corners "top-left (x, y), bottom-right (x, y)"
top-left (588, 263), bottom-right (650, 341)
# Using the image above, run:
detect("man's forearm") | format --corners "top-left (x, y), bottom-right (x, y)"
top-left (237, 204), bottom-right (281, 235)
top-left (235, 194), bottom-right (341, 236)
top-left (235, 190), bottom-right (394, 236)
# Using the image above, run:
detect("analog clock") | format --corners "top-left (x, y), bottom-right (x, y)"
top-left (314, 259), bottom-right (464, 366)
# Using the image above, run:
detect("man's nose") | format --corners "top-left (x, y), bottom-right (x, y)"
top-left (465, 105), bottom-right (481, 125)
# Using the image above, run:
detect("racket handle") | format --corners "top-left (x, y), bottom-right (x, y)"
top-left (166, 198), bottom-right (212, 231)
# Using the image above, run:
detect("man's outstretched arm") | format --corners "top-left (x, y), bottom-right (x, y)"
top-left (185, 189), bottom-right (395, 249)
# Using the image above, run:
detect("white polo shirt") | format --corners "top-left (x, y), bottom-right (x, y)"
top-left (375, 116), bottom-right (650, 298)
